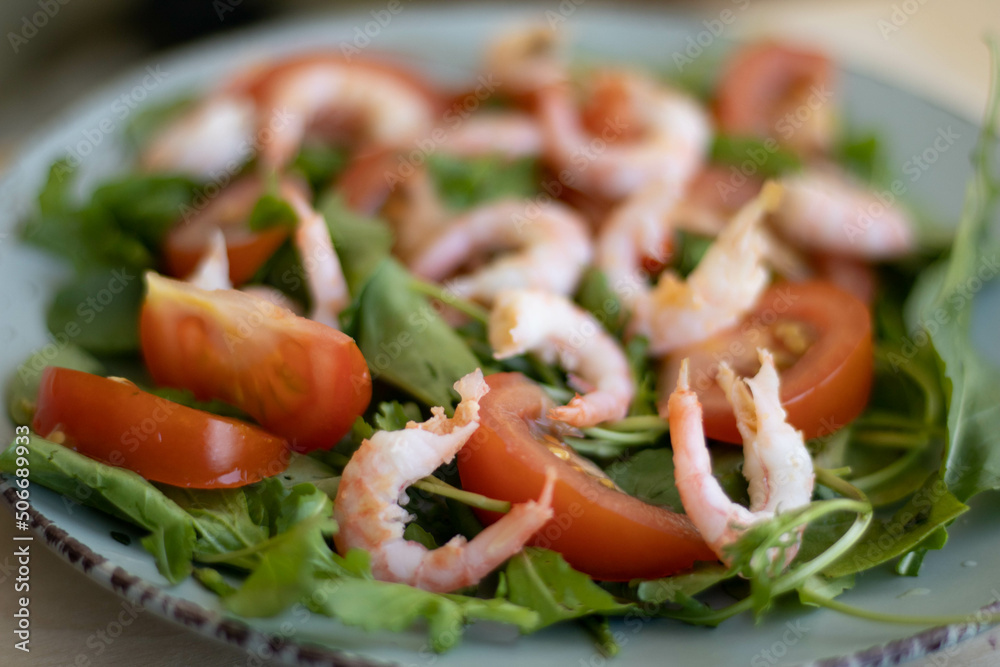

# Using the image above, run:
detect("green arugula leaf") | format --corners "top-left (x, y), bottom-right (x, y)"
top-left (373, 400), bottom-right (423, 431)
top-left (354, 259), bottom-right (480, 408)
top-left (291, 144), bottom-right (349, 193)
top-left (574, 267), bottom-right (626, 337)
top-left (319, 193), bottom-right (394, 296)
top-left (247, 191), bottom-right (297, 232)
top-left (162, 487), bottom-right (269, 569)
top-left (6, 344), bottom-right (103, 425)
top-left (504, 548), bottom-right (630, 628)
top-left (709, 135), bottom-right (802, 179)
top-left (824, 476), bottom-right (968, 578)
top-left (45, 268), bottom-right (145, 354)
top-left (0, 435), bottom-right (195, 584)
top-left (426, 154), bottom-right (539, 211)
top-left (636, 562), bottom-right (731, 604)
top-left (902, 40), bottom-right (1000, 503)
top-left (308, 575), bottom-right (539, 653)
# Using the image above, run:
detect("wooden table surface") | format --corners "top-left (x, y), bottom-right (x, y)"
top-left (2, 0), bottom-right (1000, 665)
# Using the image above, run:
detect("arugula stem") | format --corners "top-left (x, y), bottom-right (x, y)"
top-left (850, 447), bottom-right (925, 492)
top-left (874, 347), bottom-right (942, 424)
top-left (595, 415), bottom-right (668, 433)
top-left (579, 616), bottom-right (621, 658)
top-left (581, 427), bottom-right (664, 445)
top-left (801, 588), bottom-right (1000, 626)
top-left (412, 477), bottom-right (511, 514)
top-left (850, 429), bottom-right (932, 449)
top-left (409, 279), bottom-right (490, 324)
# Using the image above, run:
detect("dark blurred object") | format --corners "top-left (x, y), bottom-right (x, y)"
top-left (134, 0), bottom-right (274, 48)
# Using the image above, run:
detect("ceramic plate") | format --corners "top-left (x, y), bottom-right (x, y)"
top-left (2, 5), bottom-right (999, 666)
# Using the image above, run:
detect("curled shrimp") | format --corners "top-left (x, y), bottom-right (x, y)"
top-left (142, 96), bottom-right (257, 178)
top-left (438, 111), bottom-right (544, 159)
top-left (631, 182), bottom-right (783, 356)
top-left (489, 289), bottom-right (633, 427)
top-left (772, 169), bottom-right (915, 259)
top-left (252, 55), bottom-right (438, 170)
top-left (667, 350), bottom-right (815, 566)
top-left (539, 69), bottom-right (711, 200)
top-left (333, 370), bottom-right (555, 592)
top-left (286, 185), bottom-right (350, 329)
top-left (408, 199), bottom-right (592, 304)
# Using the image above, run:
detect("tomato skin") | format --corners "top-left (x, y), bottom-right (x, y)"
top-left (458, 373), bottom-right (715, 581)
top-left (660, 281), bottom-right (873, 443)
top-left (162, 175), bottom-right (293, 286)
top-left (140, 273), bottom-right (371, 453)
top-left (32, 367), bottom-right (289, 488)
top-left (715, 42), bottom-right (833, 152)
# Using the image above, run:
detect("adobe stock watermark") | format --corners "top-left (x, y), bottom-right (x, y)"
top-left (7, 0), bottom-right (72, 54)
top-left (843, 125), bottom-right (960, 244)
top-left (671, 0), bottom-right (751, 72)
top-left (877, 0), bottom-right (932, 39)
top-left (53, 66), bottom-right (172, 180)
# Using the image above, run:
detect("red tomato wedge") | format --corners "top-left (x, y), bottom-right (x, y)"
top-left (458, 373), bottom-right (715, 581)
top-left (140, 272), bottom-right (372, 453)
top-left (659, 281), bottom-right (873, 444)
top-left (32, 367), bottom-right (288, 488)
top-left (162, 175), bottom-right (301, 286)
top-left (715, 42), bottom-right (833, 152)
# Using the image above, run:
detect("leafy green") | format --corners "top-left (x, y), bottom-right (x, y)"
top-left (373, 400), bottom-right (423, 431)
top-left (824, 476), bottom-right (968, 578)
top-left (247, 191), bottom-right (297, 232)
top-left (504, 548), bottom-right (630, 628)
top-left (223, 515), bottom-right (343, 617)
top-left (636, 563), bottom-right (731, 604)
top-left (6, 344), bottom-right (103, 425)
top-left (354, 259), bottom-right (480, 408)
top-left (22, 161), bottom-right (154, 271)
top-left (145, 386), bottom-right (250, 421)
top-left (673, 231), bottom-right (714, 278)
top-left (319, 194), bottom-right (394, 295)
top-left (163, 487), bottom-right (269, 569)
top-left (291, 144), bottom-right (349, 194)
top-left (574, 267), bottom-right (626, 336)
top-left (834, 130), bottom-right (888, 185)
top-left (45, 268), bottom-right (145, 354)
top-left (308, 576), bottom-right (539, 653)
top-left (0, 435), bottom-right (195, 584)
top-left (426, 154), bottom-right (539, 211)
top-left (709, 135), bottom-right (802, 179)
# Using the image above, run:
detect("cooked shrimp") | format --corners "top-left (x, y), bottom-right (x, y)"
top-left (438, 112), bottom-right (544, 159)
top-left (186, 229), bottom-right (232, 291)
top-left (408, 199), bottom-right (592, 304)
top-left (184, 229), bottom-right (304, 313)
top-left (667, 350), bottom-right (814, 566)
top-left (489, 289), bottom-right (633, 427)
top-left (254, 56), bottom-right (437, 169)
top-left (333, 370), bottom-right (555, 593)
top-left (485, 27), bottom-right (566, 96)
top-left (142, 96), bottom-right (257, 178)
top-left (772, 169), bottom-right (915, 259)
top-left (631, 182), bottom-right (783, 356)
top-left (539, 70), bottom-right (711, 200)
top-left (286, 184), bottom-right (349, 329)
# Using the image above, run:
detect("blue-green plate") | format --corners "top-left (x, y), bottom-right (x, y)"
top-left (2, 5), bottom-right (999, 666)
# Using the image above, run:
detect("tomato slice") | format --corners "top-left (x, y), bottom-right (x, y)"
top-left (140, 272), bottom-right (372, 453)
top-left (659, 280), bottom-right (873, 443)
top-left (715, 42), bottom-right (833, 152)
top-left (457, 373), bottom-right (715, 581)
top-left (32, 367), bottom-right (288, 488)
top-left (163, 175), bottom-right (295, 286)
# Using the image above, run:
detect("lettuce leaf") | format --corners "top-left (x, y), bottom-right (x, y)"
top-left (0, 435), bottom-right (195, 584)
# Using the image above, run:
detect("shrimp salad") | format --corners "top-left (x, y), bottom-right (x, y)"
top-left (4, 26), bottom-right (1000, 659)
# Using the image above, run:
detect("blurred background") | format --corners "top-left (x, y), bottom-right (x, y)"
top-left (0, 0), bottom-right (997, 166)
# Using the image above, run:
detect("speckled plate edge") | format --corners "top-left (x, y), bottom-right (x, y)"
top-left (0, 5), bottom-right (997, 666)
top-left (3, 478), bottom-right (998, 667)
